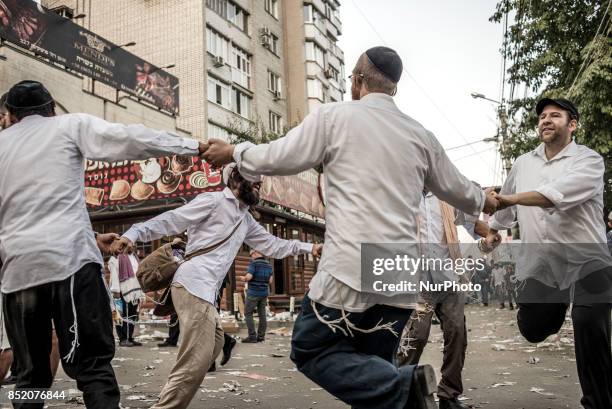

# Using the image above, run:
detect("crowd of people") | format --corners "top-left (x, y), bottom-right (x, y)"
top-left (0, 44), bottom-right (610, 409)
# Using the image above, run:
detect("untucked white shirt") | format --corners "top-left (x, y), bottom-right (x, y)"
top-left (123, 188), bottom-right (313, 305)
top-left (489, 141), bottom-right (612, 288)
top-left (0, 114), bottom-right (199, 294)
top-left (233, 93), bottom-right (485, 311)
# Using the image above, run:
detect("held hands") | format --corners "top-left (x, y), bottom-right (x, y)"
top-left (482, 187), bottom-right (500, 215)
top-left (202, 138), bottom-right (235, 167)
top-left (312, 244), bottom-right (323, 258)
top-left (96, 233), bottom-right (120, 255)
top-left (110, 237), bottom-right (133, 256)
top-left (478, 230), bottom-right (502, 254)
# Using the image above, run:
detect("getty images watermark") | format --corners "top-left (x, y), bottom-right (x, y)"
top-left (370, 253), bottom-right (485, 293)
top-left (360, 243), bottom-right (612, 304)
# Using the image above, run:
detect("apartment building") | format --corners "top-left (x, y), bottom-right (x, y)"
top-left (43, 0), bottom-right (345, 139)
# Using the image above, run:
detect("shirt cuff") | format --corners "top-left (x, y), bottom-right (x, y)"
top-left (475, 189), bottom-right (486, 216)
top-left (535, 185), bottom-right (564, 209)
top-left (161, 133), bottom-right (200, 153)
top-left (122, 230), bottom-right (139, 243)
top-left (299, 242), bottom-right (314, 254)
top-left (233, 142), bottom-right (262, 182)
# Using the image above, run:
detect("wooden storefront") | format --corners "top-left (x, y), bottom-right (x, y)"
top-left (90, 200), bottom-right (325, 313)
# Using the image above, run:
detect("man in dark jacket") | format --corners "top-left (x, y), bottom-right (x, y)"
top-left (243, 250), bottom-right (274, 343)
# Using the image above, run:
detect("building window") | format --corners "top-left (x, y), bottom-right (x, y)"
top-left (267, 71), bottom-right (281, 93)
top-left (270, 33), bottom-right (279, 55)
top-left (207, 77), bottom-right (231, 109)
top-left (303, 5), bottom-right (313, 23)
top-left (207, 122), bottom-right (233, 142)
top-left (228, 2), bottom-right (249, 32)
top-left (206, 27), bottom-right (229, 61)
top-left (264, 0), bottom-right (278, 18)
top-left (307, 78), bottom-right (324, 101)
top-left (232, 88), bottom-right (251, 119)
top-left (231, 45), bottom-right (251, 89)
top-left (305, 41), bottom-right (325, 67)
top-left (326, 64), bottom-right (340, 83)
top-left (269, 111), bottom-right (282, 134)
top-left (206, 0), bottom-right (227, 18)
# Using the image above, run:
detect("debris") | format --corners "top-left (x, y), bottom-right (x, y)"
top-left (491, 382), bottom-right (516, 388)
top-left (268, 327), bottom-right (292, 337)
top-left (530, 387), bottom-right (555, 398)
top-left (491, 344), bottom-right (506, 351)
top-left (527, 356), bottom-right (541, 364)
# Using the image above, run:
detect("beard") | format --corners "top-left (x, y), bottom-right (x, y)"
top-left (238, 180), bottom-right (260, 206)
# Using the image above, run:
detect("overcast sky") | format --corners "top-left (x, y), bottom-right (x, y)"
top-left (338, 0), bottom-right (507, 187)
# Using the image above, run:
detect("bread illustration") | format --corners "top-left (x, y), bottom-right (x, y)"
top-left (157, 171), bottom-right (182, 194)
top-left (109, 180), bottom-right (130, 201)
top-left (84, 187), bottom-right (104, 206)
top-left (131, 180), bottom-right (154, 200)
top-left (189, 171), bottom-right (209, 189)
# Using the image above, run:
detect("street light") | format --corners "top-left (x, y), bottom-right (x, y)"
top-left (471, 91), bottom-right (511, 176)
top-left (471, 92), bottom-right (501, 104)
top-left (111, 41), bottom-right (136, 50)
top-left (149, 63), bottom-right (176, 74)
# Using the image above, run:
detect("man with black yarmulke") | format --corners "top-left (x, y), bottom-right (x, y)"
top-left (0, 80), bottom-right (210, 409)
top-left (204, 47), bottom-right (500, 409)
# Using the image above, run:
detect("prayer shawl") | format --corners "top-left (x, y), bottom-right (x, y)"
top-left (118, 254), bottom-right (144, 305)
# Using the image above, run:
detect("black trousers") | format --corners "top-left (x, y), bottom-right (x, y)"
top-left (166, 313), bottom-right (180, 345)
top-left (517, 268), bottom-right (612, 409)
top-left (115, 298), bottom-right (139, 342)
top-left (3, 263), bottom-right (120, 409)
top-left (291, 294), bottom-right (414, 409)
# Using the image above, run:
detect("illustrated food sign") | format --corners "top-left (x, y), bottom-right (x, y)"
top-left (0, 0), bottom-right (179, 114)
top-left (260, 170), bottom-right (325, 219)
top-left (84, 156), bottom-right (223, 207)
top-left (85, 157), bottom-right (325, 220)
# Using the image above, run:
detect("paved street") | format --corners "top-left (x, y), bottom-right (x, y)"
top-left (2, 304), bottom-right (585, 409)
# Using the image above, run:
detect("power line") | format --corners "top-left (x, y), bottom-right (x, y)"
top-left (350, 0), bottom-right (497, 175)
top-left (568, 0), bottom-right (611, 94)
top-left (445, 139), bottom-right (490, 151)
top-left (452, 147), bottom-right (498, 162)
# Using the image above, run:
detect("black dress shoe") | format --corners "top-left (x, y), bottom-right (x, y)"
top-left (119, 340), bottom-right (134, 347)
top-left (208, 362), bottom-right (216, 373)
top-left (2, 375), bottom-right (17, 385)
top-left (439, 397), bottom-right (471, 409)
top-left (157, 341), bottom-right (177, 348)
top-left (220, 337), bottom-right (236, 366)
top-left (407, 364), bottom-right (437, 409)
top-left (130, 340), bottom-right (143, 346)
top-left (256, 337), bottom-right (265, 342)
top-left (242, 337), bottom-right (258, 343)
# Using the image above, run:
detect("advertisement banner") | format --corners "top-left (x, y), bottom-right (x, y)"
top-left (84, 156), bottom-right (223, 207)
top-left (260, 170), bottom-right (325, 219)
top-left (0, 0), bottom-right (179, 113)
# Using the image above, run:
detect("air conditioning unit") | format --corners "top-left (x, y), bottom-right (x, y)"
top-left (324, 68), bottom-right (333, 79)
top-left (213, 55), bottom-right (225, 67)
top-left (259, 27), bottom-right (271, 37)
top-left (273, 90), bottom-right (282, 101)
top-left (260, 35), bottom-right (271, 48)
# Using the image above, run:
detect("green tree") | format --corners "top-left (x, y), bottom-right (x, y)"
top-left (490, 0), bottom-right (612, 207)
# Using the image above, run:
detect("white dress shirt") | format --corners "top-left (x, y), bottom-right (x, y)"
top-left (0, 114), bottom-right (199, 294)
top-left (123, 188), bottom-right (313, 305)
top-left (419, 192), bottom-right (477, 284)
top-left (232, 93), bottom-right (484, 311)
top-left (489, 141), bottom-right (612, 288)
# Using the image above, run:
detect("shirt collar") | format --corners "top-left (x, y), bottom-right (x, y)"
top-left (222, 187), bottom-right (249, 210)
top-left (533, 140), bottom-right (578, 161)
top-left (18, 114), bottom-right (44, 124)
top-left (360, 93), bottom-right (398, 110)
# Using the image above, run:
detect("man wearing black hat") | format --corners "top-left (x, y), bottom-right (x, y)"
top-left (484, 98), bottom-right (612, 408)
top-left (0, 80), bottom-right (209, 409)
top-left (203, 47), bottom-right (499, 409)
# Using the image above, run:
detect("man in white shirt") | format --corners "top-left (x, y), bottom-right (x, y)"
top-left (112, 164), bottom-right (322, 409)
top-left (397, 192), bottom-right (493, 409)
top-left (108, 244), bottom-right (144, 347)
top-left (485, 98), bottom-right (612, 409)
top-left (203, 47), bottom-right (499, 409)
top-left (0, 81), bottom-right (207, 409)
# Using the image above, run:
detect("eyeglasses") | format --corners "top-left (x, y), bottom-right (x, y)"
top-left (348, 73), bottom-right (364, 80)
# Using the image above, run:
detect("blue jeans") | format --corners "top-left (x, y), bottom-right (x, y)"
top-left (290, 294), bottom-right (415, 409)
